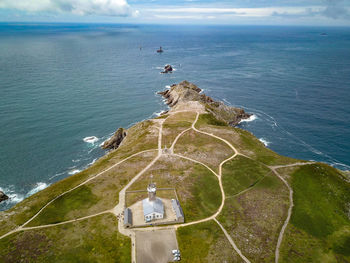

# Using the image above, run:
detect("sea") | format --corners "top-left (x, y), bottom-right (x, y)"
top-left (1, 23), bottom-right (349, 211)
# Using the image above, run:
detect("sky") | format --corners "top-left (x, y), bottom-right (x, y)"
top-left (0, 0), bottom-right (349, 26)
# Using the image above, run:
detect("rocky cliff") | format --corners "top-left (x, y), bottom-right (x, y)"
top-left (158, 80), bottom-right (251, 126)
top-left (101, 128), bottom-right (126, 150)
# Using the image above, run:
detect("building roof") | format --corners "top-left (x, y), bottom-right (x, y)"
top-left (142, 197), bottom-right (164, 216)
top-left (124, 208), bottom-right (132, 226)
top-left (171, 199), bottom-right (184, 219)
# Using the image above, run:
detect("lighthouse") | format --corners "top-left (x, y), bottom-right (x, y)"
top-left (142, 181), bottom-right (164, 222)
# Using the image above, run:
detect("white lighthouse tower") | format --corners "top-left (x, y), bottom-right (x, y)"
top-left (142, 181), bottom-right (164, 222)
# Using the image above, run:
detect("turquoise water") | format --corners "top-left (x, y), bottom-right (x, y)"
top-left (1, 24), bottom-right (349, 210)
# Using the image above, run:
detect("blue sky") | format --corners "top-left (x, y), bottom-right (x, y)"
top-left (0, 0), bottom-right (349, 26)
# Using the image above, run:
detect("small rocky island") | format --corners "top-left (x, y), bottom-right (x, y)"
top-left (161, 64), bottom-right (173, 74)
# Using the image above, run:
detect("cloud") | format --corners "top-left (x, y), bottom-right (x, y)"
top-left (323, 0), bottom-right (350, 19)
top-left (0, 0), bottom-right (138, 17)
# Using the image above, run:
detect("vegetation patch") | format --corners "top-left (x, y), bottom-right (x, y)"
top-left (162, 111), bottom-right (196, 148)
top-left (0, 120), bottom-right (159, 235)
top-left (27, 151), bottom-right (157, 226)
top-left (174, 129), bottom-right (234, 173)
top-left (222, 155), bottom-right (271, 196)
top-left (280, 163), bottom-right (350, 262)
top-left (177, 220), bottom-right (242, 263)
top-left (194, 113), bottom-right (297, 166)
top-left (195, 113), bottom-right (228, 127)
top-left (0, 214), bottom-right (131, 263)
top-left (218, 173), bottom-right (289, 262)
top-left (127, 155), bottom-right (221, 222)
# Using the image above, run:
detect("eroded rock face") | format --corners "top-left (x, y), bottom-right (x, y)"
top-left (158, 80), bottom-right (252, 126)
top-left (0, 191), bottom-right (9, 203)
top-left (101, 128), bottom-right (126, 150)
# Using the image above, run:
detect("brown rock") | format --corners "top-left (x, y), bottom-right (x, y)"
top-left (102, 128), bottom-right (126, 150)
top-left (158, 80), bottom-right (251, 126)
top-left (0, 191), bottom-right (9, 203)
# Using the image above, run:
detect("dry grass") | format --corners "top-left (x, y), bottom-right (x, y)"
top-left (26, 150), bottom-right (158, 226)
top-left (174, 129), bottom-right (234, 173)
top-left (162, 111), bottom-right (197, 148)
top-left (195, 114), bottom-right (298, 166)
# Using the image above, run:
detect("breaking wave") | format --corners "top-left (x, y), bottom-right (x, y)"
top-left (27, 182), bottom-right (49, 196)
top-left (239, 114), bottom-right (257, 123)
top-left (68, 169), bottom-right (81, 175)
top-left (259, 138), bottom-right (271, 147)
top-left (83, 136), bottom-right (99, 144)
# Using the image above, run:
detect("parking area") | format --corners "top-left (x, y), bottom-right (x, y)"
top-left (135, 229), bottom-right (178, 263)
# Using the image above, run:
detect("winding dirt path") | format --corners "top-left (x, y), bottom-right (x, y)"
top-left (0, 149), bottom-right (158, 240)
top-left (269, 162), bottom-right (313, 263)
top-left (0, 108), bottom-right (314, 263)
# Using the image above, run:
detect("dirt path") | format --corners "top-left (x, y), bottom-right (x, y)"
top-left (0, 149), bottom-right (158, 241)
top-left (269, 162), bottom-right (313, 263)
top-left (214, 218), bottom-right (251, 263)
top-left (0, 108), bottom-right (313, 263)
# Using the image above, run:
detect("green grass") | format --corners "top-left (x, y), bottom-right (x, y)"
top-left (222, 155), bottom-right (271, 196)
top-left (195, 113), bottom-right (227, 127)
top-left (177, 220), bottom-right (241, 262)
top-left (280, 163), bottom-right (350, 262)
top-left (0, 214), bottom-right (131, 263)
top-left (182, 165), bottom-right (222, 221)
top-left (234, 128), bottom-right (297, 165)
top-left (28, 185), bottom-right (99, 225)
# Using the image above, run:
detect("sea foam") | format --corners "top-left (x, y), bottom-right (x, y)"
top-left (0, 185), bottom-right (24, 204)
top-left (259, 138), bottom-right (271, 147)
top-left (83, 136), bottom-right (99, 144)
top-left (68, 169), bottom-right (81, 175)
top-left (239, 114), bottom-right (257, 123)
top-left (27, 182), bottom-right (49, 196)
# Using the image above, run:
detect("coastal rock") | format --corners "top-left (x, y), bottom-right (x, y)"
top-left (0, 191), bottom-right (9, 203)
top-left (161, 64), bottom-right (173, 74)
top-left (158, 80), bottom-right (251, 126)
top-left (102, 128), bottom-right (126, 150)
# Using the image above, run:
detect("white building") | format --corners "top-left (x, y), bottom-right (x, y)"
top-left (142, 183), bottom-right (164, 222)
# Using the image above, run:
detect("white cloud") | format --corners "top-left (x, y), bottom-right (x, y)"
top-left (146, 6), bottom-right (324, 17)
top-left (0, 0), bottom-right (138, 17)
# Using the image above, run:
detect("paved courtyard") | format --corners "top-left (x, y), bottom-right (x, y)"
top-left (135, 229), bottom-right (178, 263)
top-left (129, 198), bottom-right (177, 227)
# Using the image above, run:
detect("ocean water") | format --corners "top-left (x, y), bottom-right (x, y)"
top-left (1, 24), bottom-right (349, 210)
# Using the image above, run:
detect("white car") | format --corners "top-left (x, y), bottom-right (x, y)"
top-left (172, 249), bottom-right (180, 255)
top-left (173, 256), bottom-right (180, 261)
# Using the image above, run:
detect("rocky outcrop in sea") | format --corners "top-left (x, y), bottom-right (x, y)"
top-left (158, 80), bottom-right (251, 125)
top-left (0, 191), bottom-right (9, 203)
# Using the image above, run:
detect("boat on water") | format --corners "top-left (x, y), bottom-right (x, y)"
top-left (157, 46), bottom-right (163, 53)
